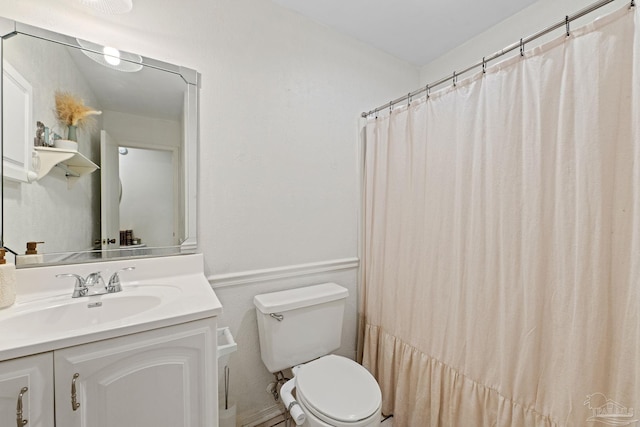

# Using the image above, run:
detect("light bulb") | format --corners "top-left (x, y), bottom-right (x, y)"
top-left (103, 46), bottom-right (121, 66)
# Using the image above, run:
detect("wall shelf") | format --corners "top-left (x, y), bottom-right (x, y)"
top-left (33, 147), bottom-right (99, 188)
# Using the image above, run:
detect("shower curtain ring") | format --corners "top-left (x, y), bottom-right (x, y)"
top-left (389, 101), bottom-right (393, 114)
top-left (482, 57), bottom-right (486, 74)
top-left (453, 71), bottom-right (457, 87)
top-left (631, 0), bottom-right (636, 8)
top-left (426, 84), bottom-right (430, 100)
top-left (520, 38), bottom-right (525, 57)
top-left (565, 15), bottom-right (570, 36)
top-left (408, 92), bottom-right (412, 107)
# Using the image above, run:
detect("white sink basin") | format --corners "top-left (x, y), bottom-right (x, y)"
top-left (0, 254), bottom-right (223, 362)
top-left (0, 285), bottom-right (181, 342)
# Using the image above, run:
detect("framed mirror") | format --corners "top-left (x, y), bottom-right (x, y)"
top-left (0, 17), bottom-right (199, 267)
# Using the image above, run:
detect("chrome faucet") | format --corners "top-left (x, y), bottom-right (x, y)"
top-left (57, 267), bottom-right (135, 298)
top-left (85, 271), bottom-right (105, 288)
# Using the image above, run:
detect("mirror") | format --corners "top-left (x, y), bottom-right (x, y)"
top-left (0, 18), bottom-right (198, 267)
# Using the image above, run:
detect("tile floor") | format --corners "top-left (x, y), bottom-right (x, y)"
top-left (381, 415), bottom-right (394, 426)
top-left (254, 414), bottom-right (286, 427)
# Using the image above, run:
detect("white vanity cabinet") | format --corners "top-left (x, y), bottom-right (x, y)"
top-left (0, 353), bottom-right (54, 427)
top-left (55, 318), bottom-right (217, 427)
top-left (0, 318), bottom-right (217, 427)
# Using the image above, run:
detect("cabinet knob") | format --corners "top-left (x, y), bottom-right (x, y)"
top-left (16, 386), bottom-right (28, 426)
top-left (71, 373), bottom-right (81, 411)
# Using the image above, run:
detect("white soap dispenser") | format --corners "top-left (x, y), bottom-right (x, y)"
top-left (0, 248), bottom-right (16, 309)
top-left (16, 241), bottom-right (44, 266)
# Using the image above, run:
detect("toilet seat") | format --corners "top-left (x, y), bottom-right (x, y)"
top-left (296, 355), bottom-right (382, 426)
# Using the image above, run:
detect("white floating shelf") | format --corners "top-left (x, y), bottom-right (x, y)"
top-left (33, 147), bottom-right (100, 188)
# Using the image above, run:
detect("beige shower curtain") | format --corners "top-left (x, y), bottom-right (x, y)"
top-left (360, 6), bottom-right (640, 427)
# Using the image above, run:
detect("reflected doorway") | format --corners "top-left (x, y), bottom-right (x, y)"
top-left (119, 146), bottom-right (175, 248)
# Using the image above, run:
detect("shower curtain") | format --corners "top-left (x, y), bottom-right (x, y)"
top-left (360, 6), bottom-right (640, 427)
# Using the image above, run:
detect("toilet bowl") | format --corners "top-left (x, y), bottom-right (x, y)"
top-left (294, 355), bottom-right (381, 427)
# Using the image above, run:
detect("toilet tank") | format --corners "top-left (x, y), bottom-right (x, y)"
top-left (254, 283), bottom-right (349, 373)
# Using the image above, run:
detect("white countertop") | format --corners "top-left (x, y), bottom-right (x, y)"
top-left (0, 254), bottom-right (222, 362)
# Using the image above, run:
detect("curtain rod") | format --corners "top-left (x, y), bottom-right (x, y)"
top-left (361, 0), bottom-right (628, 118)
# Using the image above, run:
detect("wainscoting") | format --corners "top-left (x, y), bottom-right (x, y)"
top-left (208, 257), bottom-right (359, 289)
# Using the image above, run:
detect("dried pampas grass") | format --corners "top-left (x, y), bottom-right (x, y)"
top-left (55, 91), bottom-right (102, 128)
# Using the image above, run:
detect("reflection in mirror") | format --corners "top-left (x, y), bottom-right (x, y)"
top-left (1, 20), bottom-right (198, 267)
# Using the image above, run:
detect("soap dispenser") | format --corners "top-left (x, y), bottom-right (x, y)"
top-left (0, 248), bottom-right (16, 309)
top-left (16, 241), bottom-right (44, 266)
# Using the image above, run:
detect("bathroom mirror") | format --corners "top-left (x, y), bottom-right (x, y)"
top-left (0, 18), bottom-right (199, 267)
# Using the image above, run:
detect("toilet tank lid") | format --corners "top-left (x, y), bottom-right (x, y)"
top-left (254, 283), bottom-right (348, 314)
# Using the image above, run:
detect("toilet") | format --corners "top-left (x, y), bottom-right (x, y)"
top-left (254, 283), bottom-right (382, 427)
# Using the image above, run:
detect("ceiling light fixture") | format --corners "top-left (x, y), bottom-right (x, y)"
top-left (102, 46), bottom-right (121, 66)
top-left (80, 0), bottom-right (133, 14)
top-left (76, 39), bottom-right (143, 73)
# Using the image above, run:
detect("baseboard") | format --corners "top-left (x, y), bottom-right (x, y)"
top-left (240, 404), bottom-right (284, 427)
top-left (208, 257), bottom-right (359, 288)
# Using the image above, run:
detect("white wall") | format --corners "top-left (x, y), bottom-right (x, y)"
top-left (0, 0), bottom-right (419, 423)
top-left (420, 0), bottom-right (625, 84)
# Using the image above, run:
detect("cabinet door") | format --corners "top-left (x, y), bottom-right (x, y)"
top-left (2, 60), bottom-right (34, 183)
top-left (55, 318), bottom-right (217, 427)
top-left (0, 353), bottom-right (54, 427)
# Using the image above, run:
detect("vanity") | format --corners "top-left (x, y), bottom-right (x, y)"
top-left (0, 12), bottom-right (220, 427)
top-left (0, 254), bottom-right (222, 427)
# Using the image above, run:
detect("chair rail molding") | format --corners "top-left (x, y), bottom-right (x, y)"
top-left (208, 257), bottom-right (360, 289)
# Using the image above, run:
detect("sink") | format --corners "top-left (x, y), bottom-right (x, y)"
top-left (0, 254), bottom-right (223, 362)
top-left (0, 285), bottom-right (181, 341)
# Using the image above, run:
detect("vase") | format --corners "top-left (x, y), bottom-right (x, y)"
top-left (67, 125), bottom-right (77, 142)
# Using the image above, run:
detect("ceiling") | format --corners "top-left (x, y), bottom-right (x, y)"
top-left (271, 0), bottom-right (538, 66)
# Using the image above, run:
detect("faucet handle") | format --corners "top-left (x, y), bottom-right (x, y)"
top-left (56, 273), bottom-right (87, 298)
top-left (107, 267), bottom-right (135, 293)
